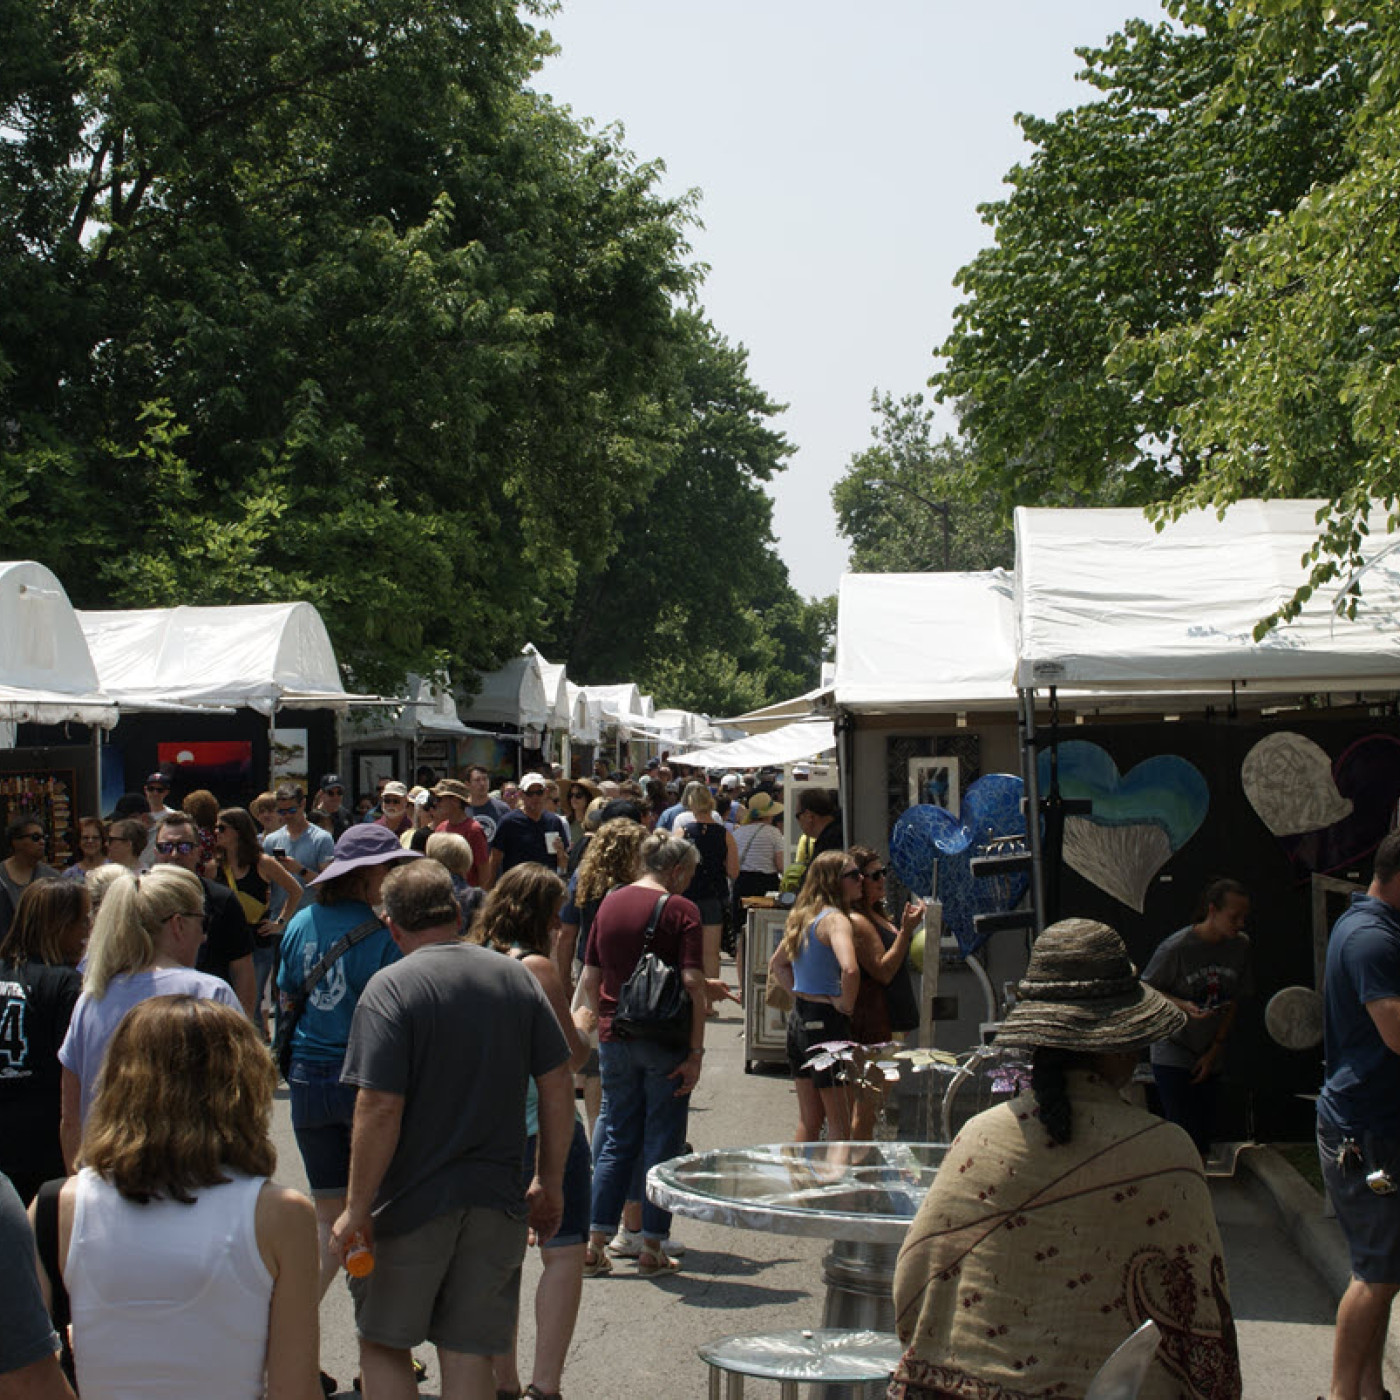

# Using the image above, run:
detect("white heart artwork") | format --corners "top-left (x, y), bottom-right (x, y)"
top-left (1242, 732), bottom-right (1352, 836)
top-left (1061, 818), bottom-right (1173, 914)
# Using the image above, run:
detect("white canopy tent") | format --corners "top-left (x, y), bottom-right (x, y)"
top-left (668, 718), bottom-right (835, 770)
top-left (566, 682), bottom-right (602, 746)
top-left (1015, 501), bottom-right (1400, 696)
top-left (834, 570), bottom-right (1021, 714)
top-left (530, 647), bottom-right (573, 734)
top-left (0, 561), bottom-right (118, 730)
top-left (345, 673), bottom-right (490, 744)
top-left (719, 683), bottom-right (831, 735)
top-left (458, 650), bottom-right (551, 733)
top-left (77, 602), bottom-right (369, 715)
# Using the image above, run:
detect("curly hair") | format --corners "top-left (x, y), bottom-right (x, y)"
top-left (472, 863), bottom-right (566, 956)
top-left (575, 818), bottom-right (648, 907)
top-left (83, 995), bottom-right (276, 1202)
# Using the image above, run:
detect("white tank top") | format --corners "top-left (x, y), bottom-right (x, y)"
top-left (66, 1167), bottom-right (272, 1400)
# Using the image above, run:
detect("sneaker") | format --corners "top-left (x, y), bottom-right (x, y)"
top-left (605, 1226), bottom-right (685, 1257)
top-left (604, 1226), bottom-right (643, 1258)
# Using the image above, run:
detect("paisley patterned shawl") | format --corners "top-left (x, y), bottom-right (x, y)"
top-left (889, 1072), bottom-right (1241, 1400)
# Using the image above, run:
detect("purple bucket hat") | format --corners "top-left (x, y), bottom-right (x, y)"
top-left (310, 823), bottom-right (421, 886)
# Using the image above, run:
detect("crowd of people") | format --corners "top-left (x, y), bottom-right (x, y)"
top-left (11, 744), bottom-right (1376, 1400)
top-left (0, 756), bottom-right (882, 1400)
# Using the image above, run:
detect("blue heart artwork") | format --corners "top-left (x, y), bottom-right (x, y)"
top-left (1036, 741), bottom-right (1209, 912)
top-left (891, 773), bottom-right (1028, 956)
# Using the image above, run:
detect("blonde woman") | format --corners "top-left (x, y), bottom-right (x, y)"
top-left (672, 784), bottom-right (739, 989)
top-left (768, 849), bottom-right (860, 1142)
top-left (43, 996), bottom-right (321, 1400)
top-left (57, 866), bottom-right (240, 1167)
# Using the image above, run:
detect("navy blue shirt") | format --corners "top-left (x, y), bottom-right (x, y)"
top-left (490, 809), bottom-right (569, 873)
top-left (1319, 893), bottom-right (1400, 1134)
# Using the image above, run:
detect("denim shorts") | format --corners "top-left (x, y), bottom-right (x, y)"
top-left (288, 1057), bottom-right (357, 1195)
top-left (523, 1117), bottom-right (592, 1248)
top-left (1319, 1118), bottom-right (1400, 1283)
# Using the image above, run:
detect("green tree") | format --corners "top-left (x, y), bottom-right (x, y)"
top-left (547, 313), bottom-right (825, 715)
top-left (1115, 0), bottom-right (1400, 630)
top-left (832, 392), bottom-right (1014, 574)
top-left (0, 0), bottom-right (699, 692)
top-left (934, 1), bottom-right (1365, 515)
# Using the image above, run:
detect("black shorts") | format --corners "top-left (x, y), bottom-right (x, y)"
top-left (787, 999), bottom-right (853, 1089)
top-left (1319, 1118), bottom-right (1400, 1284)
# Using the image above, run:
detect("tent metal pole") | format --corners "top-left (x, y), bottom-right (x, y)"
top-left (91, 726), bottom-right (102, 816)
top-left (835, 708), bottom-right (855, 848)
top-left (268, 702), bottom-right (278, 791)
top-left (1019, 687), bottom-right (1045, 935)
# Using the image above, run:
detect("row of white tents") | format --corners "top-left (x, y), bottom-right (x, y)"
top-left (7, 498), bottom-right (1400, 764)
top-left (0, 561), bottom-right (731, 758)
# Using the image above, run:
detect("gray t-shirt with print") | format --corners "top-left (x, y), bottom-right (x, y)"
top-left (340, 940), bottom-right (568, 1237)
top-left (1141, 925), bottom-right (1253, 1070)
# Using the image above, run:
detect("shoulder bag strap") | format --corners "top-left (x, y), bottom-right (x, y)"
top-left (639, 894), bottom-right (670, 956)
top-left (34, 1178), bottom-right (70, 1332)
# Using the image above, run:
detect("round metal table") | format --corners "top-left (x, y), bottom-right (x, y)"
top-left (647, 1140), bottom-right (947, 1333)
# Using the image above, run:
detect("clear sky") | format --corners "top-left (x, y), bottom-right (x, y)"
top-left (536, 1), bottom-right (1162, 600)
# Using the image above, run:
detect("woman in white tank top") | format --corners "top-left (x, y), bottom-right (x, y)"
top-left (43, 995), bottom-right (320, 1400)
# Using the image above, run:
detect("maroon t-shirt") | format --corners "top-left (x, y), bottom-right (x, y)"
top-left (434, 817), bottom-right (490, 887)
top-left (584, 884), bottom-right (703, 1042)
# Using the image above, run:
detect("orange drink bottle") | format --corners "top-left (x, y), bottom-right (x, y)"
top-left (344, 1232), bottom-right (374, 1278)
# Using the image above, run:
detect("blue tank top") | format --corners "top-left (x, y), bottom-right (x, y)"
top-left (792, 909), bottom-right (843, 999)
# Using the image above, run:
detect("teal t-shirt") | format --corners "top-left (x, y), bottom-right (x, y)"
top-left (276, 901), bottom-right (400, 1064)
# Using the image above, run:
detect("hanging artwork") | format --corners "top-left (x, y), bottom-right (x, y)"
top-left (890, 773), bottom-right (1028, 956)
top-left (1270, 733), bottom-right (1400, 878)
top-left (906, 758), bottom-right (960, 818)
top-left (1242, 732), bottom-right (1353, 836)
top-left (1038, 742), bottom-right (1209, 913)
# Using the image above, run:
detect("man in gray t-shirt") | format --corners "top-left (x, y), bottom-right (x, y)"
top-left (332, 862), bottom-right (571, 1394)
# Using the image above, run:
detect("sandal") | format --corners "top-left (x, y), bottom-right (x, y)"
top-left (582, 1245), bottom-right (612, 1277)
top-left (636, 1247), bottom-right (681, 1276)
top-left (524, 1389), bottom-right (561, 1400)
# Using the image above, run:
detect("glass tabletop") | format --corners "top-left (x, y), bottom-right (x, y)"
top-left (647, 1140), bottom-right (948, 1243)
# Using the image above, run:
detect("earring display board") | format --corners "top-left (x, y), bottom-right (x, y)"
top-left (0, 770), bottom-right (77, 866)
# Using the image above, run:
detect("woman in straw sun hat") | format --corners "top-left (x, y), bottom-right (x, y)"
top-left (890, 918), bottom-right (1242, 1400)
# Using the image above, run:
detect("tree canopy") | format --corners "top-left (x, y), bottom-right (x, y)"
top-left (832, 392), bottom-right (1014, 575)
top-left (0, 0), bottom-right (818, 709)
top-left (934, 0), bottom-right (1367, 523)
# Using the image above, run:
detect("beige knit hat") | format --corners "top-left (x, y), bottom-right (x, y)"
top-left (994, 917), bottom-right (1185, 1054)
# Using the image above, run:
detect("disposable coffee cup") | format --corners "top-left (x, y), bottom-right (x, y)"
top-left (544, 832), bottom-right (561, 855)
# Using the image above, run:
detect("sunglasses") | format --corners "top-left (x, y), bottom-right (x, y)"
top-left (863, 865), bottom-right (890, 880)
top-left (323, 788), bottom-right (344, 797)
top-left (16, 832), bottom-right (45, 842)
top-left (275, 806), bottom-right (299, 817)
top-left (214, 823), bottom-right (231, 832)
top-left (155, 840), bottom-right (198, 855)
top-left (840, 868), bottom-right (862, 882)
top-left (382, 797), bottom-right (405, 806)
top-left (570, 789), bottom-right (587, 800)
top-left (144, 785), bottom-right (169, 793)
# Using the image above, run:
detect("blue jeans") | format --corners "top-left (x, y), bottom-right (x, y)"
top-left (288, 1057), bottom-right (357, 1194)
top-left (590, 1038), bottom-right (690, 1241)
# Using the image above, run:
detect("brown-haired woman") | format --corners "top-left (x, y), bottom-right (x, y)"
top-left (214, 807), bottom-right (303, 1041)
top-left (768, 849), bottom-right (861, 1142)
top-left (181, 788), bottom-right (221, 875)
top-left (0, 816), bottom-right (60, 940)
top-left (476, 865), bottom-right (593, 1400)
top-left (846, 845), bottom-right (926, 1140)
top-left (40, 995), bottom-right (321, 1400)
top-left (64, 817), bottom-right (109, 881)
top-left (0, 879), bottom-right (85, 1201)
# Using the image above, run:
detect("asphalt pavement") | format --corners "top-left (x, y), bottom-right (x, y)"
top-left (270, 985), bottom-right (1372, 1399)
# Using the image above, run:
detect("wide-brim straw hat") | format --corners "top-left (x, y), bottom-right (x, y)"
top-left (994, 917), bottom-right (1185, 1054)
